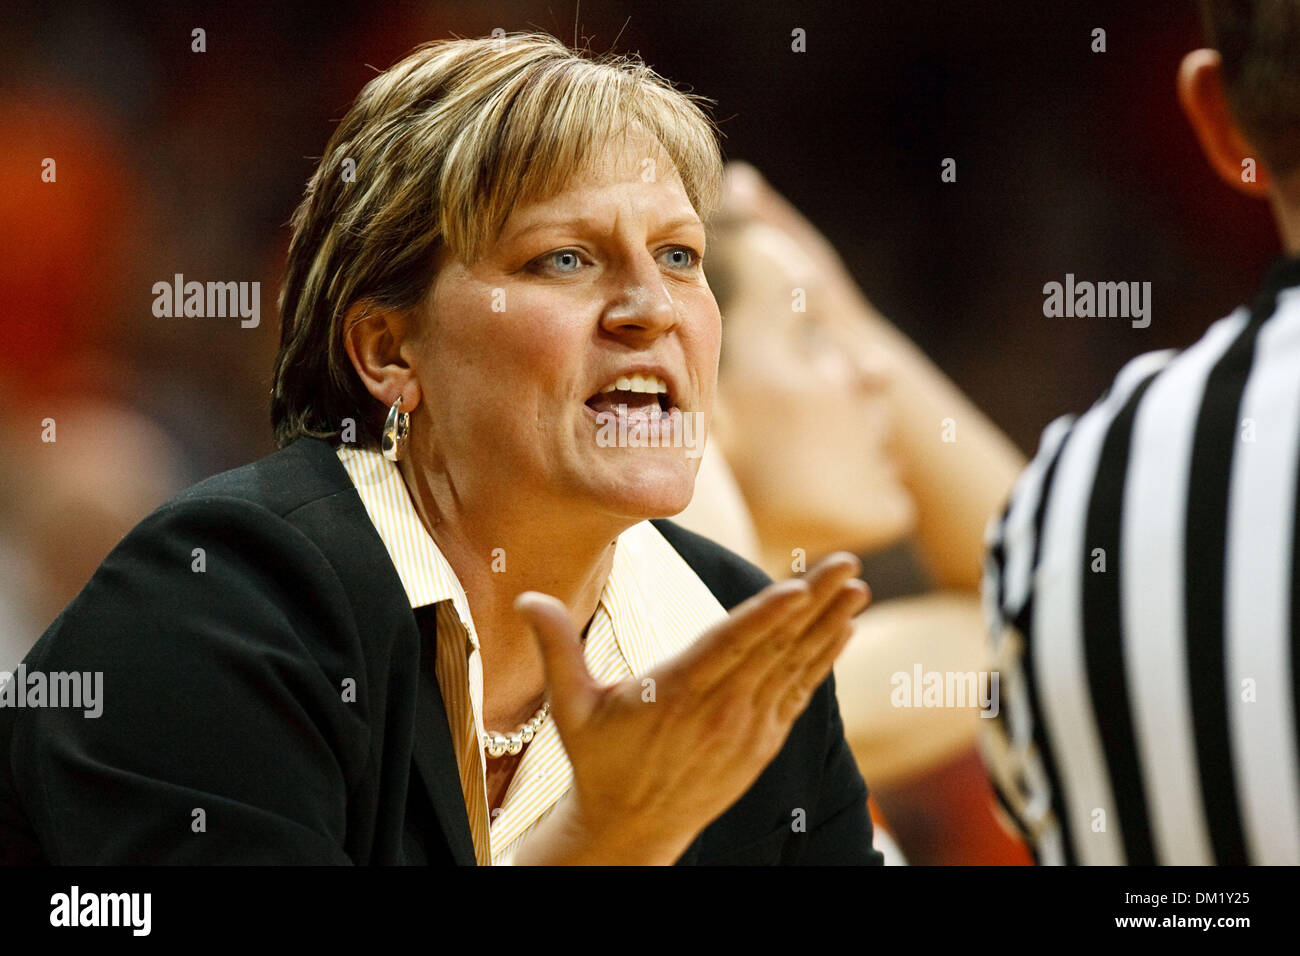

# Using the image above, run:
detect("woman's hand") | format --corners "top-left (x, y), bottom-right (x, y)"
top-left (509, 552), bottom-right (870, 865)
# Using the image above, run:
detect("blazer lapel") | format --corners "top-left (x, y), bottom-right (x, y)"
top-left (411, 604), bottom-right (478, 866)
top-left (281, 439), bottom-right (478, 865)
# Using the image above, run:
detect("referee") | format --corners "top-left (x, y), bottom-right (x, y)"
top-left (983, 0), bottom-right (1300, 865)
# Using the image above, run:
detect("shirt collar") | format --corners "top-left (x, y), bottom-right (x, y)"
top-left (335, 443), bottom-right (478, 641)
top-left (334, 442), bottom-right (729, 667)
top-left (1260, 253), bottom-right (1300, 295)
top-left (599, 518), bottom-right (729, 676)
top-left (1251, 253), bottom-right (1300, 317)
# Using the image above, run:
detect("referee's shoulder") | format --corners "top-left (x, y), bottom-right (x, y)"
top-left (999, 345), bottom-right (1180, 513)
top-left (985, 309), bottom-right (1251, 615)
top-left (1022, 305), bottom-right (1260, 478)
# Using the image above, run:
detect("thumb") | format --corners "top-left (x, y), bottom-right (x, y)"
top-left (514, 591), bottom-right (600, 727)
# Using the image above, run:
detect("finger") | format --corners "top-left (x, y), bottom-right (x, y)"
top-left (673, 578), bottom-right (814, 695)
top-left (515, 591), bottom-right (601, 728)
top-left (731, 165), bottom-right (842, 274)
top-left (793, 579), bottom-right (870, 689)
top-left (721, 161), bottom-right (766, 217)
top-left (767, 553), bottom-right (863, 656)
top-left (754, 578), bottom-right (869, 719)
top-left (775, 620), bottom-right (856, 726)
top-left (721, 553), bottom-right (863, 696)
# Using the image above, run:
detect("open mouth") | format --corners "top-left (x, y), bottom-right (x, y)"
top-left (584, 373), bottom-right (678, 423)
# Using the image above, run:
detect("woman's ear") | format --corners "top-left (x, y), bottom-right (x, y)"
top-left (342, 302), bottom-right (423, 412)
top-left (1178, 48), bottom-right (1273, 198)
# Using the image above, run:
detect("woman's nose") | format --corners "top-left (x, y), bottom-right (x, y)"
top-left (599, 255), bottom-right (678, 339)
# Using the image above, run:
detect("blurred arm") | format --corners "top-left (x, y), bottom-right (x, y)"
top-left (724, 161), bottom-right (1026, 590)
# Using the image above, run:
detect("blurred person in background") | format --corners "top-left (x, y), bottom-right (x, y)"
top-left (0, 402), bottom-right (188, 670)
top-left (0, 88), bottom-right (193, 670)
top-left (677, 161), bottom-right (1029, 863)
top-left (984, 0), bottom-right (1300, 864)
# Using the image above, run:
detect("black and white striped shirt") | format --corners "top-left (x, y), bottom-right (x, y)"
top-left (982, 256), bottom-right (1300, 865)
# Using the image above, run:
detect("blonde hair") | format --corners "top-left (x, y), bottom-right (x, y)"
top-left (272, 32), bottom-right (725, 448)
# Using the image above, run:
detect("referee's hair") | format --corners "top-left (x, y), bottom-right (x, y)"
top-left (1200, 0), bottom-right (1300, 174)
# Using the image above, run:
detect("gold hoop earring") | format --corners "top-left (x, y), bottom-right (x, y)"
top-left (382, 395), bottom-right (410, 462)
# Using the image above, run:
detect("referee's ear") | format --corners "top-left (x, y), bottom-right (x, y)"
top-left (1178, 48), bottom-right (1272, 199)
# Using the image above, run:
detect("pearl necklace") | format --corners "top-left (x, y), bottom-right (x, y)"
top-left (483, 701), bottom-right (551, 758)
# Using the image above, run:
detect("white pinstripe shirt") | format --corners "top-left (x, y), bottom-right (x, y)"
top-left (336, 443), bottom-right (730, 864)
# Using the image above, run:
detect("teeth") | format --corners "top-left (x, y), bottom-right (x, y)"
top-left (599, 373), bottom-right (670, 396)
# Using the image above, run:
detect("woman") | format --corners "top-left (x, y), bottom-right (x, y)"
top-left (0, 33), bottom-right (880, 866)
top-left (678, 162), bottom-right (1031, 863)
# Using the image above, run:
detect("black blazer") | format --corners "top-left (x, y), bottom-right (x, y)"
top-left (0, 437), bottom-right (882, 865)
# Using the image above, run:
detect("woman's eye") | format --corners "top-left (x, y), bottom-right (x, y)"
top-left (528, 246), bottom-right (699, 275)
top-left (531, 249), bottom-right (585, 274)
top-left (660, 246), bottom-right (700, 269)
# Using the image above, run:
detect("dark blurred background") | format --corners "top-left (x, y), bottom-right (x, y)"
top-left (0, 0), bottom-right (1280, 659)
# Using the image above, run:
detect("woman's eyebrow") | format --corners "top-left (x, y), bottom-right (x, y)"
top-left (503, 215), bottom-right (601, 244)
top-left (651, 214), bottom-right (707, 238)
top-left (503, 213), bottom-right (704, 244)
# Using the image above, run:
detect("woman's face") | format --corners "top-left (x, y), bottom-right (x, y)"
top-left (409, 126), bottom-right (719, 528)
top-left (714, 221), bottom-right (915, 557)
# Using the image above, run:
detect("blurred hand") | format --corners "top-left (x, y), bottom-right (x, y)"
top-left (722, 160), bottom-right (890, 329)
top-left (511, 552), bottom-right (870, 864)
